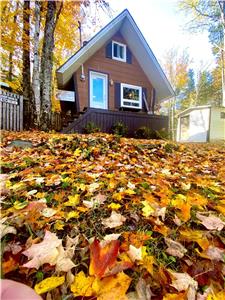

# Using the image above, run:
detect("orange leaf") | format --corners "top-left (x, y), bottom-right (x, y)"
top-left (153, 225), bottom-right (170, 236)
top-left (2, 256), bottom-right (18, 274)
top-left (177, 203), bottom-right (191, 222)
top-left (89, 239), bottom-right (120, 278)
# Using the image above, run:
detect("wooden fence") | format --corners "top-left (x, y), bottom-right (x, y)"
top-left (0, 89), bottom-right (23, 131)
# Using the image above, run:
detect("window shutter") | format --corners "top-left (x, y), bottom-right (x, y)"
top-left (142, 88), bottom-right (147, 112)
top-left (126, 47), bottom-right (132, 64)
top-left (106, 41), bottom-right (112, 59)
top-left (115, 82), bottom-right (121, 109)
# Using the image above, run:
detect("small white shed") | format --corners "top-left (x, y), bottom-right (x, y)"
top-left (176, 105), bottom-right (225, 142)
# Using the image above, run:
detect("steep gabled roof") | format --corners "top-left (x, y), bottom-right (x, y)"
top-left (56, 9), bottom-right (174, 102)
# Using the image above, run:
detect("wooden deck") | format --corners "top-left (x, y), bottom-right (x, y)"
top-left (62, 108), bottom-right (168, 135)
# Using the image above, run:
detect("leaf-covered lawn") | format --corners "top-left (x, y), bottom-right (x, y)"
top-left (1, 131), bottom-right (225, 300)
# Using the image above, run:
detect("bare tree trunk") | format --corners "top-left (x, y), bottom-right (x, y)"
top-left (9, 1), bottom-right (19, 81)
top-left (22, 0), bottom-right (33, 129)
top-left (40, 0), bottom-right (63, 131)
top-left (32, 0), bottom-right (41, 127)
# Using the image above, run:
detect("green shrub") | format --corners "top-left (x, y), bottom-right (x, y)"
top-left (112, 121), bottom-right (128, 136)
top-left (135, 126), bottom-right (169, 140)
top-left (134, 126), bottom-right (153, 139)
top-left (83, 122), bottom-right (100, 134)
top-left (154, 128), bottom-right (169, 140)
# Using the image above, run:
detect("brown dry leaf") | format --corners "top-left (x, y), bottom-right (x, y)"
top-left (169, 271), bottom-right (198, 300)
top-left (102, 211), bottom-right (126, 228)
top-left (205, 246), bottom-right (225, 261)
top-left (196, 213), bottom-right (225, 231)
top-left (0, 217), bottom-right (17, 239)
top-left (127, 277), bottom-right (153, 300)
top-left (179, 229), bottom-right (210, 250)
top-left (165, 238), bottom-right (187, 258)
top-left (23, 231), bottom-right (61, 269)
top-left (23, 231), bottom-right (75, 271)
top-left (0, 174), bottom-right (10, 195)
top-left (127, 245), bottom-right (142, 262)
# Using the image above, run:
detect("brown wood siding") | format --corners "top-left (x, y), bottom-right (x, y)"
top-left (75, 31), bottom-right (153, 112)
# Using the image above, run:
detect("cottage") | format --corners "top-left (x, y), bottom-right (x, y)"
top-left (56, 9), bottom-right (174, 134)
top-left (176, 105), bottom-right (225, 142)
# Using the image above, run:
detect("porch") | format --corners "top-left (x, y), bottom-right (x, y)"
top-left (62, 108), bottom-right (168, 135)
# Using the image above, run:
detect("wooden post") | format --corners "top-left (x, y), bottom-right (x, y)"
top-left (10, 102), bottom-right (13, 130)
top-left (2, 101), bottom-right (6, 130)
top-left (20, 95), bottom-right (23, 130)
top-left (6, 102), bottom-right (10, 130)
top-left (13, 103), bottom-right (15, 130)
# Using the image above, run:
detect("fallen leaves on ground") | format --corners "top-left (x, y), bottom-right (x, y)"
top-left (1, 130), bottom-right (225, 299)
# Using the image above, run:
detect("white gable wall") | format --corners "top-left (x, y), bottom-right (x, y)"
top-left (188, 108), bottom-right (210, 142)
top-left (209, 107), bottom-right (225, 141)
top-left (177, 107), bottom-right (210, 142)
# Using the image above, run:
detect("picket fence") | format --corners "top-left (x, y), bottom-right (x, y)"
top-left (0, 89), bottom-right (23, 131)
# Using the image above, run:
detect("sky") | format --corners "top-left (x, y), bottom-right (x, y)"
top-left (84, 0), bottom-right (216, 73)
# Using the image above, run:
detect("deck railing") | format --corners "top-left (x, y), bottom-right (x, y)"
top-left (62, 108), bottom-right (168, 135)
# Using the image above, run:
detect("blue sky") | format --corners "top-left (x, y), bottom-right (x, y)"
top-left (85, 0), bottom-right (216, 72)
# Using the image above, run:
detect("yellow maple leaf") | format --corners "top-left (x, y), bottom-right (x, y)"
top-left (207, 290), bottom-right (225, 300)
top-left (54, 220), bottom-right (65, 230)
top-left (71, 271), bottom-right (95, 297)
top-left (11, 182), bottom-right (26, 192)
top-left (108, 203), bottom-right (121, 210)
top-left (13, 200), bottom-right (29, 210)
top-left (171, 194), bottom-right (191, 222)
top-left (96, 272), bottom-right (131, 300)
top-left (66, 211), bottom-right (79, 221)
top-left (215, 204), bottom-right (225, 215)
top-left (141, 200), bottom-right (154, 217)
top-left (35, 192), bottom-right (46, 199)
top-left (64, 194), bottom-right (80, 206)
top-left (162, 292), bottom-right (186, 300)
top-left (34, 276), bottom-right (65, 294)
top-left (74, 148), bottom-right (82, 157)
top-left (124, 189), bottom-right (136, 195)
top-left (112, 192), bottom-right (123, 201)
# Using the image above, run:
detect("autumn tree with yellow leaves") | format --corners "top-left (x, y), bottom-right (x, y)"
top-left (0, 0), bottom-right (111, 130)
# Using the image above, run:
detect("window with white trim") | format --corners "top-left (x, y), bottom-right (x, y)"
top-left (121, 83), bottom-right (142, 109)
top-left (112, 41), bottom-right (126, 62)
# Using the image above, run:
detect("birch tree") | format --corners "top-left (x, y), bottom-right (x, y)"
top-left (22, 0), bottom-right (33, 128)
top-left (40, 0), bottom-right (63, 131)
top-left (32, 0), bottom-right (41, 127)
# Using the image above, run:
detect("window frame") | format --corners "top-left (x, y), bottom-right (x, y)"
top-left (120, 83), bottom-right (142, 109)
top-left (112, 40), bottom-right (127, 62)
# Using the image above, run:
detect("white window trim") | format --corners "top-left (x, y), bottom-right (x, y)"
top-left (112, 40), bottom-right (127, 62)
top-left (120, 83), bottom-right (142, 109)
